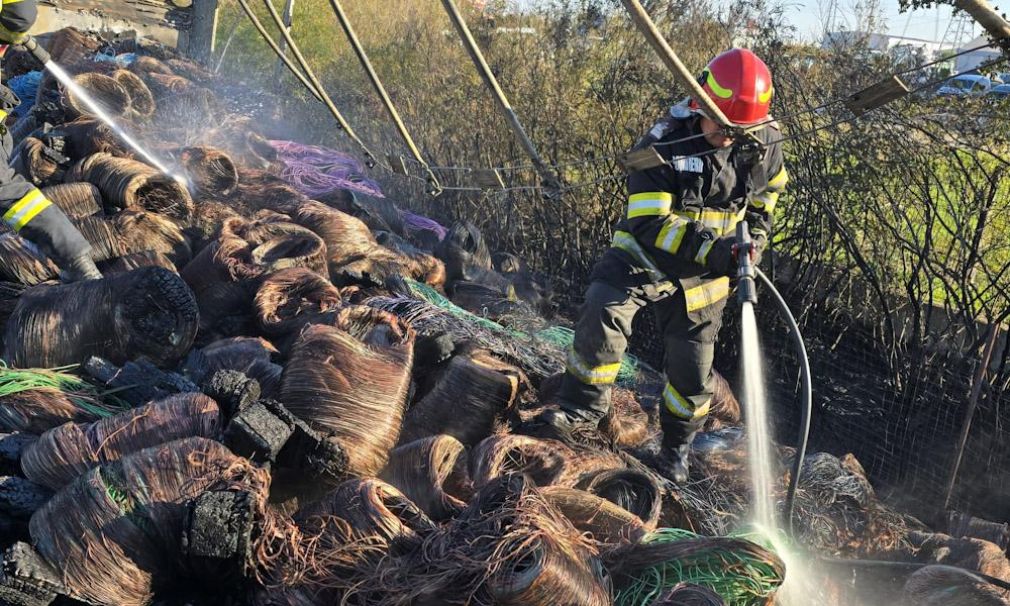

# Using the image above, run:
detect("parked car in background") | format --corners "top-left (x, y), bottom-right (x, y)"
top-left (987, 83), bottom-right (1010, 101)
top-left (936, 74), bottom-right (993, 97)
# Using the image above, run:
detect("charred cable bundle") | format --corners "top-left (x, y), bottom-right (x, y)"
top-left (11, 137), bottom-right (66, 186)
top-left (0, 365), bottom-right (126, 434)
top-left (380, 435), bottom-right (470, 521)
top-left (21, 394), bottom-right (222, 490)
top-left (470, 434), bottom-right (575, 489)
top-left (298, 478), bottom-right (435, 554)
top-left (903, 565), bottom-right (1010, 606)
top-left (706, 371), bottom-right (742, 431)
top-left (577, 468), bottom-right (662, 531)
top-left (142, 72), bottom-right (198, 98)
top-left (41, 183), bottom-right (104, 219)
top-left (226, 169), bottom-right (307, 215)
top-left (65, 153), bottom-right (194, 221)
top-left (280, 308), bottom-right (415, 477)
top-left (253, 268), bottom-right (341, 337)
top-left (54, 119), bottom-right (129, 160)
top-left (179, 146), bottom-right (239, 197)
top-left (187, 201), bottom-right (241, 253)
top-left (539, 486), bottom-right (647, 545)
top-left (29, 438), bottom-right (271, 606)
top-left (599, 386), bottom-right (654, 448)
top-left (435, 221), bottom-right (494, 283)
top-left (3, 267), bottom-right (199, 368)
top-left (60, 73), bottom-right (131, 120)
top-left (399, 350), bottom-right (524, 447)
top-left (185, 336), bottom-right (280, 384)
top-left (100, 251), bottom-right (178, 274)
top-left (0, 233), bottom-right (59, 285)
top-left (372, 474), bottom-right (611, 606)
top-left (112, 69), bottom-right (156, 119)
top-left (607, 528), bottom-right (786, 606)
top-left (128, 55), bottom-right (175, 77)
top-left (74, 210), bottom-right (191, 265)
top-left (182, 217), bottom-right (328, 336)
top-left (651, 584), bottom-right (726, 605)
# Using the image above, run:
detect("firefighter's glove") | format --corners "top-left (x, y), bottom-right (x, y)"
top-left (704, 235), bottom-right (739, 277)
top-left (0, 25), bottom-right (28, 46)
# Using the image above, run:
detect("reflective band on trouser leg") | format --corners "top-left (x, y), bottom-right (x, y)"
top-left (674, 207), bottom-right (746, 236)
top-left (768, 167), bottom-right (789, 190)
top-left (611, 230), bottom-right (670, 285)
top-left (566, 347), bottom-right (621, 386)
top-left (3, 189), bottom-right (52, 232)
top-left (627, 191), bottom-right (674, 219)
top-left (750, 191), bottom-right (780, 213)
top-left (655, 215), bottom-right (688, 254)
top-left (684, 277), bottom-right (731, 313)
top-left (663, 383), bottom-right (711, 420)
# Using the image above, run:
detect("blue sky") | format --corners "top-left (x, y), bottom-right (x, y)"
top-left (510, 0), bottom-right (979, 44)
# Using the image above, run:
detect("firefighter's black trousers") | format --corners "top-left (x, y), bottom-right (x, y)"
top-left (557, 278), bottom-right (728, 448)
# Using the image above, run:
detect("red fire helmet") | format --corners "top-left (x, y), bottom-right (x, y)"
top-left (689, 48), bottom-right (773, 126)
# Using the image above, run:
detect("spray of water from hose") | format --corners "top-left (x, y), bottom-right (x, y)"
top-left (734, 221), bottom-right (813, 534)
top-left (21, 36), bottom-right (185, 186)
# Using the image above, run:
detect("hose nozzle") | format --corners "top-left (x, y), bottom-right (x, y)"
top-left (21, 35), bottom-right (51, 67)
top-left (736, 221), bottom-right (758, 305)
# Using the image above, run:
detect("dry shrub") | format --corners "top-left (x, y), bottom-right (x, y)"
top-left (539, 486), bottom-right (647, 545)
top-left (22, 393), bottom-right (222, 490)
top-left (280, 308), bottom-right (415, 477)
top-left (29, 438), bottom-right (270, 606)
top-left (42, 182), bottom-right (104, 218)
top-left (61, 73), bottom-right (131, 119)
top-left (66, 152), bottom-right (194, 222)
top-left (903, 565), bottom-right (1010, 606)
top-left (101, 251), bottom-right (178, 275)
top-left (0, 232), bottom-right (59, 285)
top-left (112, 69), bottom-right (156, 118)
top-left (399, 350), bottom-right (525, 447)
top-left (576, 468), bottom-right (662, 530)
top-left (12, 137), bottom-right (65, 185)
top-left (254, 268), bottom-right (342, 337)
top-left (470, 434), bottom-right (575, 489)
top-left (298, 478), bottom-right (435, 553)
top-left (3, 267), bottom-right (199, 368)
top-left (75, 210), bottom-right (191, 265)
top-left (380, 435), bottom-right (470, 521)
top-left (179, 146), bottom-right (239, 197)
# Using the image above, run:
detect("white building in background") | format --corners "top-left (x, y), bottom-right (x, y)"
top-left (822, 30), bottom-right (952, 61)
top-left (954, 35), bottom-right (1004, 73)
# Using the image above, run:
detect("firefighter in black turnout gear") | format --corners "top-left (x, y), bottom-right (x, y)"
top-left (537, 49), bottom-right (788, 483)
top-left (0, 0), bottom-right (100, 281)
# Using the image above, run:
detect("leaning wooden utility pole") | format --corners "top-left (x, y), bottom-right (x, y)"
top-left (439, 0), bottom-right (562, 198)
top-left (619, 0), bottom-right (735, 131)
top-left (273, 0), bottom-right (296, 84)
top-left (953, 0), bottom-right (1010, 50)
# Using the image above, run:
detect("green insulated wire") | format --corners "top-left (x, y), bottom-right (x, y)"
top-left (0, 362), bottom-right (128, 418)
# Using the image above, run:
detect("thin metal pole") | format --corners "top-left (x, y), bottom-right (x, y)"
top-left (259, 0), bottom-right (376, 166)
top-left (439, 0), bottom-right (562, 198)
top-left (944, 323), bottom-right (1001, 511)
top-left (327, 0), bottom-right (441, 195)
top-left (953, 0), bottom-right (1010, 48)
top-left (619, 0), bottom-right (735, 130)
top-left (273, 0), bottom-right (295, 84)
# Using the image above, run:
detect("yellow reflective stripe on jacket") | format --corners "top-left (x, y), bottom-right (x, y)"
top-left (627, 191), bottom-right (674, 219)
top-left (695, 238), bottom-right (716, 265)
top-left (684, 277), bottom-right (731, 312)
top-left (611, 230), bottom-right (667, 283)
top-left (3, 189), bottom-right (51, 231)
top-left (750, 191), bottom-right (780, 213)
top-left (566, 347), bottom-right (621, 386)
top-left (0, 109), bottom-right (7, 122)
top-left (663, 383), bottom-right (711, 420)
top-left (768, 166), bottom-right (789, 191)
top-left (655, 215), bottom-right (688, 254)
top-left (673, 207), bottom-right (746, 236)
